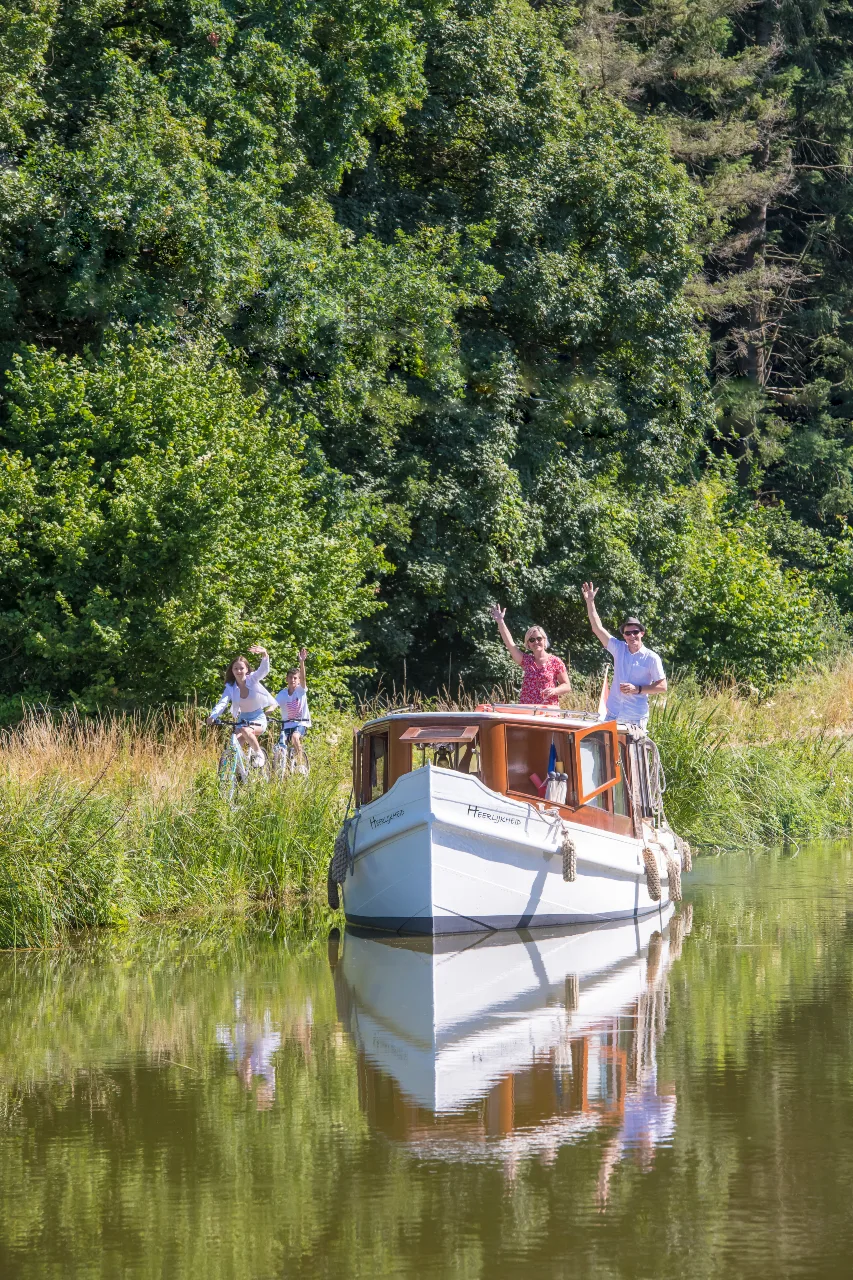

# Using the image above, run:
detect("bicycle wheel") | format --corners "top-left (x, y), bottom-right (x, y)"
top-left (249, 746), bottom-right (273, 783)
top-left (218, 740), bottom-right (240, 801)
top-left (272, 743), bottom-right (287, 781)
top-left (287, 742), bottom-right (309, 777)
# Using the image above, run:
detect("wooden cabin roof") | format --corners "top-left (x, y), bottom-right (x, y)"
top-left (361, 707), bottom-right (621, 733)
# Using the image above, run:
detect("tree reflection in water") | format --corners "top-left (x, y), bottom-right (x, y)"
top-left (4, 846), bottom-right (853, 1279)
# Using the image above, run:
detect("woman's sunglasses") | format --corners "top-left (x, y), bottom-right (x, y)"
top-left (527, 635), bottom-right (546, 644)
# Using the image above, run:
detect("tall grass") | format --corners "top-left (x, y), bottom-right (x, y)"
top-left (651, 667), bottom-right (853, 848)
top-left (0, 709), bottom-right (352, 948)
top-left (7, 659), bottom-right (853, 947)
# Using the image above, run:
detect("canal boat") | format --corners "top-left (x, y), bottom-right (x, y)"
top-left (328, 907), bottom-right (690, 1161)
top-left (329, 705), bottom-right (690, 935)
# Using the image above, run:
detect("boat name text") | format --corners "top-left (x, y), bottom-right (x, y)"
top-left (467, 804), bottom-right (521, 826)
top-left (369, 808), bottom-right (404, 830)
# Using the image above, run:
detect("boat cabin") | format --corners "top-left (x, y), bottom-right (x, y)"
top-left (354, 705), bottom-right (661, 837)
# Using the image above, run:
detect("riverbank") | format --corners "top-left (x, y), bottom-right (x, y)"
top-left (4, 663), bottom-right (853, 946)
top-left (0, 711), bottom-right (352, 948)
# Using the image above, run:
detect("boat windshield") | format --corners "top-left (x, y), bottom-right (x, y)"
top-left (399, 725), bottom-right (481, 777)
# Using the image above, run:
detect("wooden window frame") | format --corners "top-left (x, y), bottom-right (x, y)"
top-left (399, 725), bottom-right (479, 744)
top-left (362, 730), bottom-right (389, 803)
top-left (353, 728), bottom-right (362, 801)
top-left (504, 725), bottom-right (575, 806)
top-left (573, 721), bottom-right (621, 807)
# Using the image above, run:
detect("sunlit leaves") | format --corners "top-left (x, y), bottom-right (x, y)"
top-left (0, 335), bottom-right (385, 708)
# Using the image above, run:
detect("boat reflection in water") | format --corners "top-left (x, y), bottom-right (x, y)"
top-left (329, 905), bottom-right (692, 1187)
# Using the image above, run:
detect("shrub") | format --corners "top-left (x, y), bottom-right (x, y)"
top-left (0, 334), bottom-right (385, 714)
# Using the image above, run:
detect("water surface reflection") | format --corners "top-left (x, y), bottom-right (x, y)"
top-left (331, 909), bottom-right (688, 1189)
top-left (3, 848), bottom-right (853, 1277)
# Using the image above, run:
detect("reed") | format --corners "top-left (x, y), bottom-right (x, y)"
top-left (6, 659), bottom-right (853, 948)
top-left (650, 669), bottom-right (853, 848)
top-left (0, 708), bottom-right (352, 948)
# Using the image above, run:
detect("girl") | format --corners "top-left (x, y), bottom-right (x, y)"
top-left (208, 645), bottom-right (277, 765)
top-left (490, 606), bottom-right (572, 706)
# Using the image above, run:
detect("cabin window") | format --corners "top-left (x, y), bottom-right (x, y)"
top-left (506, 727), bottom-right (573, 801)
top-left (368, 733), bottom-right (388, 801)
top-left (399, 725), bottom-right (480, 777)
top-left (574, 723), bottom-right (621, 808)
top-left (579, 732), bottom-right (608, 809)
top-left (612, 746), bottom-right (631, 817)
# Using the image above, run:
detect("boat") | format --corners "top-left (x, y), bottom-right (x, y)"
top-left (328, 704), bottom-right (691, 935)
top-left (328, 906), bottom-right (691, 1165)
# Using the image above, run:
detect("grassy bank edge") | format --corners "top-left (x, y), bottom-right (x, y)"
top-left (5, 661), bottom-right (853, 947)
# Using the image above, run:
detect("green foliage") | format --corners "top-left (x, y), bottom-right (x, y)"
top-left (567, 0), bottom-right (853, 592)
top-left (331, 0), bottom-right (711, 684)
top-left (5, 0), bottom-right (853, 699)
top-left (652, 691), bottom-right (853, 846)
top-left (672, 500), bottom-right (828, 689)
top-left (0, 0), bottom-right (432, 345)
top-left (0, 334), bottom-right (384, 708)
top-left (0, 715), bottom-right (350, 948)
top-left (0, 0), bottom-right (719, 702)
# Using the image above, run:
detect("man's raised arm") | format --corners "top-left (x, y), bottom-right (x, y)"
top-left (581, 582), bottom-right (611, 649)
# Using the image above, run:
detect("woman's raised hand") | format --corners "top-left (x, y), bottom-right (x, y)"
top-left (490, 604), bottom-right (506, 623)
top-left (248, 644), bottom-right (268, 655)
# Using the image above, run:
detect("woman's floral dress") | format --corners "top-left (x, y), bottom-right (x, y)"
top-left (519, 653), bottom-right (569, 705)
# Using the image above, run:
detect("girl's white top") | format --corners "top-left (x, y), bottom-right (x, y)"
top-left (210, 655), bottom-right (276, 719)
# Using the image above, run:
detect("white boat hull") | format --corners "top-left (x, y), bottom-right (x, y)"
top-left (340, 764), bottom-right (680, 935)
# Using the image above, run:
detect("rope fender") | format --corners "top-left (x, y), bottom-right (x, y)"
top-left (642, 845), bottom-right (661, 902)
top-left (665, 852), bottom-right (683, 903)
top-left (328, 814), bottom-right (358, 910)
top-left (561, 824), bottom-right (577, 883)
top-left (675, 834), bottom-right (693, 874)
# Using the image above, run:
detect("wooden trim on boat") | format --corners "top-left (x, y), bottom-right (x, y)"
top-left (573, 721), bottom-right (622, 807)
top-left (352, 727), bottom-right (362, 801)
top-left (356, 711), bottom-right (641, 836)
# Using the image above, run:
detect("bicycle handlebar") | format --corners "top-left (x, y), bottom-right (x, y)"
top-left (209, 713), bottom-right (284, 729)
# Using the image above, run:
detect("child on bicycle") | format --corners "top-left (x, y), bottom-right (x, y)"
top-left (274, 647), bottom-right (311, 773)
top-left (207, 645), bottom-right (277, 767)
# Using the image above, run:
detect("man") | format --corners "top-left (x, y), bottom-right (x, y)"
top-left (581, 583), bottom-right (667, 727)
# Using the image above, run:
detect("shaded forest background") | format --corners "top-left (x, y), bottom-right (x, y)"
top-left (4, 0), bottom-right (853, 712)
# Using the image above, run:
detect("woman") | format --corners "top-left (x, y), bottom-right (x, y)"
top-left (207, 644), bottom-right (277, 766)
top-left (490, 606), bottom-right (572, 706)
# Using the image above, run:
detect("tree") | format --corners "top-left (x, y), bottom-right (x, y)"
top-left (0, 334), bottom-right (384, 712)
top-left (670, 486), bottom-right (829, 688)
top-left (328, 0), bottom-right (711, 687)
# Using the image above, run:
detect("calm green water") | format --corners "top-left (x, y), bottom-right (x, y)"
top-left (2, 846), bottom-right (853, 1278)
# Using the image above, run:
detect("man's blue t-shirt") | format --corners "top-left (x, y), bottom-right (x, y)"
top-left (605, 637), bottom-right (665, 725)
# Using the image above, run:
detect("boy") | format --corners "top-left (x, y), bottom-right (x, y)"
top-left (275, 646), bottom-right (311, 772)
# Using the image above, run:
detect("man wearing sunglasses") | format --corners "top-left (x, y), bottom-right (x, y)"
top-left (581, 582), bottom-right (667, 727)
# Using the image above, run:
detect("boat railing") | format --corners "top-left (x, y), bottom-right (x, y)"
top-left (476, 702), bottom-right (602, 722)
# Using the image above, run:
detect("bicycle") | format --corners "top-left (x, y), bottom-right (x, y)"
top-left (272, 723), bottom-right (310, 780)
top-left (213, 717), bottom-right (273, 801)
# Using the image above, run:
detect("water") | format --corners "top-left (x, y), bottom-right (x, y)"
top-left (2, 845), bottom-right (853, 1278)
